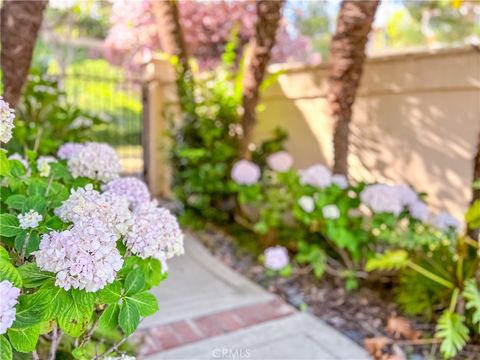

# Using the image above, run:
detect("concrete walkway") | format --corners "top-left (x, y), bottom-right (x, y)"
top-left (134, 236), bottom-right (371, 360)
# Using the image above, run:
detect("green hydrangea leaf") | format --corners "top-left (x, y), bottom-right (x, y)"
top-left (126, 291), bottom-right (158, 317)
top-left (118, 299), bottom-right (140, 336)
top-left (0, 214), bottom-right (20, 237)
top-left (98, 304), bottom-right (120, 331)
top-left (0, 335), bottom-right (12, 360)
top-left (7, 325), bottom-right (40, 353)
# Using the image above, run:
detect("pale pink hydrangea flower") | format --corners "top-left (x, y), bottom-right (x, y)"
top-left (322, 204), bottom-right (340, 219)
top-left (264, 246), bottom-right (289, 271)
top-left (67, 142), bottom-right (122, 182)
top-left (37, 156), bottom-right (57, 177)
top-left (57, 142), bottom-right (84, 160)
top-left (298, 196), bottom-right (315, 213)
top-left (34, 224), bottom-right (123, 292)
top-left (299, 164), bottom-right (332, 188)
top-left (0, 280), bottom-right (20, 334)
top-left (332, 174), bottom-right (348, 189)
top-left (231, 160), bottom-right (261, 185)
top-left (432, 211), bottom-right (461, 232)
top-left (18, 210), bottom-right (43, 229)
top-left (409, 200), bottom-right (429, 222)
top-left (105, 356), bottom-right (136, 360)
top-left (55, 184), bottom-right (132, 236)
top-left (0, 97), bottom-right (15, 144)
top-left (360, 184), bottom-right (403, 216)
top-left (394, 184), bottom-right (418, 206)
top-left (102, 177), bottom-right (150, 209)
top-left (266, 151), bottom-right (293, 172)
top-left (124, 200), bottom-right (184, 260)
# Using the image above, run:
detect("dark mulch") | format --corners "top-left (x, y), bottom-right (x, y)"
top-left (190, 225), bottom-right (480, 360)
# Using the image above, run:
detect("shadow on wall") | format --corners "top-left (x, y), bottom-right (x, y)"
top-left (254, 46), bottom-right (480, 218)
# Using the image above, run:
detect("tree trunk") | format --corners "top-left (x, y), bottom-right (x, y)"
top-left (152, 0), bottom-right (195, 112)
top-left (1, 0), bottom-right (48, 108)
top-left (328, 0), bottom-right (379, 176)
top-left (240, 0), bottom-right (284, 159)
top-left (473, 132), bottom-right (480, 204)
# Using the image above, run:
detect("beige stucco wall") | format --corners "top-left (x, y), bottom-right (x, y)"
top-left (254, 46), bottom-right (480, 218)
top-left (147, 46), bottom-right (480, 217)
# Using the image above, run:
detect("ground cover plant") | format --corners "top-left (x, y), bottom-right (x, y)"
top-left (0, 98), bottom-right (184, 360)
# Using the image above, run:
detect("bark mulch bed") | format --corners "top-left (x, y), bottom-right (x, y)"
top-left (190, 225), bottom-right (480, 360)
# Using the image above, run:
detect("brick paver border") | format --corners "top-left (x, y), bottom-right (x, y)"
top-left (134, 298), bottom-right (295, 356)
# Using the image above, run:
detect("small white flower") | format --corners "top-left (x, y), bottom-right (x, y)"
top-left (322, 204), bottom-right (340, 219)
top-left (0, 97), bottom-right (15, 144)
top-left (231, 160), bottom-right (261, 185)
top-left (0, 280), bottom-right (20, 334)
top-left (37, 156), bottom-right (56, 177)
top-left (331, 174), bottom-right (348, 189)
top-left (298, 196), bottom-right (315, 213)
top-left (264, 246), bottom-right (289, 271)
top-left (18, 210), bottom-right (43, 229)
top-left (299, 164), bottom-right (332, 188)
top-left (266, 151), bottom-right (293, 172)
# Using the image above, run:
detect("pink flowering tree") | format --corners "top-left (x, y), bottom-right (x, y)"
top-left (104, 0), bottom-right (319, 70)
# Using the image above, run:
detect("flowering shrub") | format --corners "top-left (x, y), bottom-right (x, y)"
top-left (0, 99), bottom-right (183, 359)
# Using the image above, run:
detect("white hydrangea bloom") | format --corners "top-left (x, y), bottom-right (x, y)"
top-left (432, 211), bottom-right (461, 232)
top-left (266, 151), bottom-right (293, 172)
top-left (57, 142), bottom-right (84, 160)
top-left (18, 210), bottom-right (43, 229)
top-left (55, 184), bottom-right (132, 236)
top-left (124, 201), bottom-right (184, 260)
top-left (0, 280), bottom-right (20, 335)
top-left (0, 97), bottom-right (15, 144)
top-left (394, 184), bottom-right (418, 207)
top-left (231, 160), bottom-right (261, 185)
top-left (409, 200), bottom-right (429, 222)
top-left (298, 196), bottom-right (315, 213)
top-left (69, 116), bottom-right (93, 129)
top-left (67, 142), bottom-right (122, 182)
top-left (264, 246), bottom-right (289, 271)
top-left (331, 174), bottom-right (349, 189)
top-left (8, 153), bottom-right (29, 170)
top-left (360, 184), bottom-right (403, 216)
top-left (299, 164), bottom-right (332, 188)
top-left (37, 156), bottom-right (56, 177)
top-left (102, 177), bottom-right (150, 209)
top-left (34, 224), bottom-right (123, 292)
top-left (105, 356), bottom-right (136, 360)
top-left (322, 204), bottom-right (340, 219)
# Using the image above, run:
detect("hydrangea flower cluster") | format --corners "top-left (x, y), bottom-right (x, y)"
top-left (55, 184), bottom-right (132, 236)
top-left (360, 184), bottom-right (407, 216)
top-left (432, 211), bottom-right (461, 232)
top-left (35, 224), bottom-right (123, 292)
top-left (0, 280), bottom-right (20, 335)
top-left (105, 355), bottom-right (136, 360)
top-left (331, 174), bottom-right (348, 189)
top-left (57, 142), bottom-right (84, 160)
top-left (298, 196), bottom-right (315, 213)
top-left (37, 156), bottom-right (57, 177)
top-left (408, 200), bottom-right (429, 222)
top-left (322, 204), bottom-right (340, 219)
top-left (124, 201), bottom-right (184, 260)
top-left (67, 142), bottom-right (122, 182)
top-left (103, 177), bottom-right (150, 209)
top-left (299, 164), bottom-right (332, 189)
top-left (18, 210), bottom-right (43, 229)
top-left (0, 97), bottom-right (15, 144)
top-left (264, 246), bottom-right (289, 271)
top-left (266, 151), bottom-right (293, 172)
top-left (231, 160), bottom-right (261, 185)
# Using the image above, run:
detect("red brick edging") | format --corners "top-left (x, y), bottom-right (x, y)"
top-left (135, 298), bottom-right (295, 356)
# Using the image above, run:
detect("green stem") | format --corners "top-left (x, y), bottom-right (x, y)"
top-left (450, 288), bottom-right (460, 312)
top-left (407, 261), bottom-right (455, 289)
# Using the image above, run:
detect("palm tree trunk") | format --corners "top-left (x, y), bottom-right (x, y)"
top-left (240, 0), bottom-right (284, 159)
top-left (152, 0), bottom-right (195, 113)
top-left (1, 0), bottom-right (48, 108)
top-left (328, 0), bottom-right (379, 176)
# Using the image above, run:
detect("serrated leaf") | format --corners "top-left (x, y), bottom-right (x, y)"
top-left (98, 304), bottom-right (119, 331)
top-left (138, 258), bottom-right (165, 287)
top-left (7, 325), bottom-right (40, 353)
top-left (5, 195), bottom-right (26, 210)
top-left (124, 269), bottom-right (145, 295)
top-left (366, 250), bottom-right (409, 272)
top-left (0, 258), bottom-right (22, 287)
top-left (119, 299), bottom-right (140, 335)
top-left (127, 292), bottom-right (158, 316)
top-left (17, 263), bottom-right (54, 288)
top-left (463, 279), bottom-right (480, 331)
top-left (27, 179), bottom-right (47, 196)
top-left (435, 310), bottom-right (469, 358)
top-left (98, 281), bottom-right (122, 304)
top-left (0, 247), bottom-right (9, 261)
top-left (0, 335), bottom-right (12, 360)
top-left (14, 231), bottom-right (27, 253)
top-left (12, 294), bottom-right (48, 328)
top-left (58, 291), bottom-right (94, 337)
top-left (0, 214), bottom-right (20, 237)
